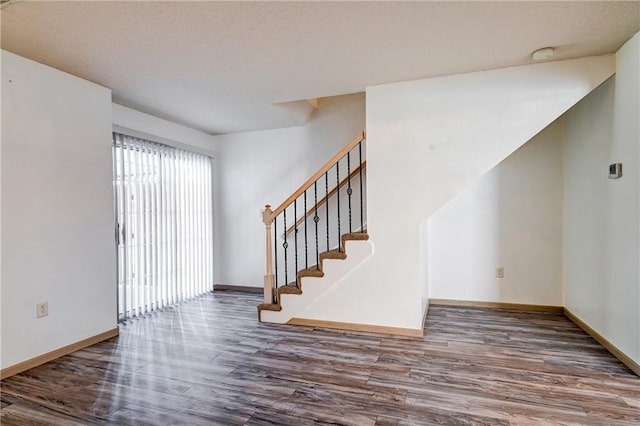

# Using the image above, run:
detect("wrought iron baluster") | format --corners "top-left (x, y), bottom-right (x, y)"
top-left (304, 191), bottom-right (308, 269)
top-left (347, 151), bottom-right (352, 233)
top-left (359, 141), bottom-right (364, 232)
top-left (336, 162), bottom-right (341, 251)
top-left (283, 208), bottom-right (288, 286)
top-left (325, 171), bottom-right (329, 252)
top-left (314, 181), bottom-right (319, 270)
top-left (294, 199), bottom-right (298, 286)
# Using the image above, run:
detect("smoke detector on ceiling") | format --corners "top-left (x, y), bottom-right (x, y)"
top-left (532, 47), bottom-right (555, 61)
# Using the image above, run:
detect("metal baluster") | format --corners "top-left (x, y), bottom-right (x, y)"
top-left (274, 215), bottom-right (278, 297)
top-left (314, 181), bottom-right (319, 270)
top-left (304, 191), bottom-right (308, 269)
top-left (359, 141), bottom-right (364, 232)
top-left (347, 151), bottom-right (352, 233)
top-left (336, 162), bottom-right (341, 251)
top-left (294, 199), bottom-right (298, 286)
top-left (283, 208), bottom-right (288, 286)
top-left (325, 172), bottom-right (329, 252)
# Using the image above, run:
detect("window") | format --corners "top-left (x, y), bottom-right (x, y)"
top-left (112, 133), bottom-right (213, 321)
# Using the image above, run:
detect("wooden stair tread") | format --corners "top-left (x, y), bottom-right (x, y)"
top-left (298, 268), bottom-right (324, 278)
top-left (257, 303), bottom-right (282, 322)
top-left (278, 286), bottom-right (302, 295)
top-left (320, 250), bottom-right (347, 261)
top-left (257, 303), bottom-right (282, 313)
top-left (342, 232), bottom-right (369, 242)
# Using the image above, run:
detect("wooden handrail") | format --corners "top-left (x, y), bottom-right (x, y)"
top-left (285, 161), bottom-right (366, 235)
top-left (270, 130), bottom-right (365, 217)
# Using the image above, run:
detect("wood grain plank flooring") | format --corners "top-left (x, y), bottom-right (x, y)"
top-left (1, 292), bottom-right (638, 425)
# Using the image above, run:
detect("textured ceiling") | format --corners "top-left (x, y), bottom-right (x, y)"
top-left (1, 1), bottom-right (639, 135)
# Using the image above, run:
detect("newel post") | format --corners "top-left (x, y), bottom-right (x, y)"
top-left (262, 204), bottom-right (275, 304)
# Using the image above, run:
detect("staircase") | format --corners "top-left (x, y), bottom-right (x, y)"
top-left (257, 55), bottom-right (616, 333)
top-left (257, 131), bottom-right (369, 323)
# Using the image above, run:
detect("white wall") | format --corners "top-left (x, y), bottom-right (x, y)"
top-left (299, 56), bottom-right (614, 331)
top-left (1, 51), bottom-right (116, 368)
top-left (112, 103), bottom-right (218, 156)
top-left (564, 33), bottom-right (640, 365)
top-left (428, 119), bottom-right (564, 306)
top-left (212, 93), bottom-right (365, 287)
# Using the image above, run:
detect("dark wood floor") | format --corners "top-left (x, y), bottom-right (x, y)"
top-left (1, 293), bottom-right (639, 425)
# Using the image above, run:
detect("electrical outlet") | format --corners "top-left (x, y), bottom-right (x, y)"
top-left (495, 267), bottom-right (505, 279)
top-left (36, 301), bottom-right (48, 318)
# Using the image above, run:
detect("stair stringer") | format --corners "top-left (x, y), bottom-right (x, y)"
top-left (259, 239), bottom-right (373, 324)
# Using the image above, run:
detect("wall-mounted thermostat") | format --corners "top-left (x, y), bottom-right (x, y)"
top-left (609, 163), bottom-right (622, 179)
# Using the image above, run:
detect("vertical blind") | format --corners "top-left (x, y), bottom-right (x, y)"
top-left (113, 133), bottom-right (213, 321)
